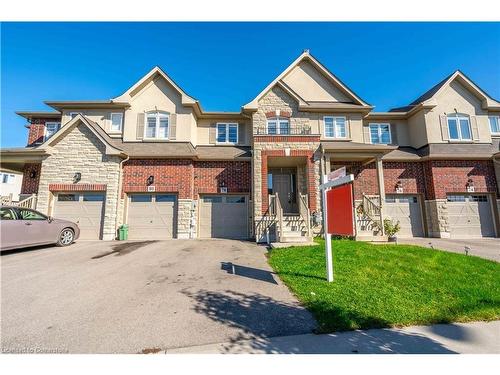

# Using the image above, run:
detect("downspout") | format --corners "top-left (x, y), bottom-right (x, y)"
top-left (115, 154), bottom-right (130, 237)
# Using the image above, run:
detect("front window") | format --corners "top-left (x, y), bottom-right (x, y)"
top-left (447, 114), bottom-right (471, 141)
top-left (267, 117), bottom-right (289, 135)
top-left (324, 116), bottom-right (346, 138)
top-left (45, 122), bottom-right (61, 140)
top-left (110, 113), bottom-right (123, 132)
top-left (1, 173), bottom-right (15, 184)
top-left (145, 112), bottom-right (169, 139)
top-left (216, 123), bottom-right (238, 144)
top-left (369, 123), bottom-right (391, 144)
top-left (489, 116), bottom-right (500, 135)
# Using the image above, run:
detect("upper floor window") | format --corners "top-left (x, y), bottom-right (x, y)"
top-left (145, 111), bottom-right (169, 139)
top-left (447, 113), bottom-right (471, 141)
top-left (267, 117), bottom-right (289, 135)
top-left (1, 173), bottom-right (15, 184)
top-left (324, 116), bottom-right (346, 138)
top-left (489, 116), bottom-right (500, 135)
top-left (45, 122), bottom-right (61, 141)
top-left (110, 113), bottom-right (123, 132)
top-left (369, 123), bottom-right (391, 144)
top-left (217, 123), bottom-right (238, 144)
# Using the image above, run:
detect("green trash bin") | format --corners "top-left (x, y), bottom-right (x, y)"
top-left (119, 224), bottom-right (129, 240)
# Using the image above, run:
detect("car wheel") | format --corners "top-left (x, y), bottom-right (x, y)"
top-left (57, 228), bottom-right (75, 247)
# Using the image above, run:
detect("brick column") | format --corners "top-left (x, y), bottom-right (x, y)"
top-left (261, 153), bottom-right (268, 214)
top-left (306, 152), bottom-right (317, 212)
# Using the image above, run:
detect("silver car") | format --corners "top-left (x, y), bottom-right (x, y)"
top-left (0, 206), bottom-right (80, 251)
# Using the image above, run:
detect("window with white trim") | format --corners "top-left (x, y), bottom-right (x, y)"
top-left (1, 173), bottom-right (15, 184)
top-left (145, 111), bottom-right (169, 139)
top-left (216, 123), bottom-right (238, 144)
top-left (267, 117), bottom-right (289, 135)
top-left (110, 113), bottom-right (123, 132)
top-left (447, 113), bottom-right (471, 141)
top-left (489, 116), bottom-right (500, 135)
top-left (369, 123), bottom-right (391, 144)
top-left (324, 116), bottom-right (346, 138)
top-left (45, 122), bottom-right (61, 140)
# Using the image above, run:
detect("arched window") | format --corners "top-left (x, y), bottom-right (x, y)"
top-left (447, 113), bottom-right (471, 141)
top-left (267, 117), bottom-right (289, 135)
top-left (145, 111), bottom-right (169, 139)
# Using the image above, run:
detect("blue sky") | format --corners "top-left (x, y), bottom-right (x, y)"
top-left (1, 22), bottom-right (499, 147)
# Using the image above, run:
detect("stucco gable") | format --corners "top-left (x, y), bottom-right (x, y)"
top-left (243, 50), bottom-right (371, 110)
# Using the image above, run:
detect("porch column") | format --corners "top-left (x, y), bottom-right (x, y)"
top-left (375, 155), bottom-right (386, 235)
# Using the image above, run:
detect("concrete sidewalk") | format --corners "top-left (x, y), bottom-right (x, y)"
top-left (166, 320), bottom-right (500, 354)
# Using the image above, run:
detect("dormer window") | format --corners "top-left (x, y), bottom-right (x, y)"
top-left (489, 116), bottom-right (500, 135)
top-left (45, 122), bottom-right (61, 141)
top-left (447, 113), bottom-right (471, 141)
top-left (110, 113), bottom-right (123, 132)
top-left (267, 117), bottom-right (289, 135)
top-left (145, 111), bottom-right (169, 139)
top-left (324, 116), bottom-right (346, 138)
top-left (369, 123), bottom-right (391, 144)
top-left (216, 123), bottom-right (238, 144)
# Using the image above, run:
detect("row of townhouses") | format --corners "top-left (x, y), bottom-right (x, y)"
top-left (1, 50), bottom-right (500, 243)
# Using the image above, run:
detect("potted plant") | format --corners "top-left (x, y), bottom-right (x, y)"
top-left (384, 218), bottom-right (401, 242)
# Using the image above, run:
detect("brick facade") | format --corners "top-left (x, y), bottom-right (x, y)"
top-left (26, 118), bottom-right (60, 147)
top-left (21, 163), bottom-right (42, 194)
top-left (122, 159), bottom-right (251, 199)
top-left (424, 160), bottom-right (498, 200)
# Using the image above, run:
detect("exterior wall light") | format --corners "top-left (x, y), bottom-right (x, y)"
top-left (147, 175), bottom-right (154, 186)
top-left (29, 170), bottom-right (37, 179)
top-left (73, 172), bottom-right (81, 183)
top-left (219, 181), bottom-right (227, 194)
top-left (395, 180), bottom-right (403, 193)
top-left (466, 178), bottom-right (475, 192)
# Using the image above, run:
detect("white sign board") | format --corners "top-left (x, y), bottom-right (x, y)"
top-left (147, 186), bottom-right (156, 192)
top-left (328, 166), bottom-right (346, 182)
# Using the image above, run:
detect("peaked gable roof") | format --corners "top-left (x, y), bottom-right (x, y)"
top-left (243, 51), bottom-right (371, 111)
top-left (390, 70), bottom-right (500, 113)
top-left (112, 66), bottom-right (198, 106)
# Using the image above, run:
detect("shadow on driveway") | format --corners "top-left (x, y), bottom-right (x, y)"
top-left (220, 262), bottom-right (278, 284)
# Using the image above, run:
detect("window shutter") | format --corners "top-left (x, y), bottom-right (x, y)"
top-left (238, 123), bottom-right (246, 145)
top-left (440, 115), bottom-right (449, 141)
top-left (363, 124), bottom-right (371, 143)
top-left (345, 117), bottom-right (351, 139)
top-left (209, 123), bottom-right (216, 144)
top-left (169, 114), bottom-right (177, 140)
top-left (470, 116), bottom-right (479, 141)
top-left (390, 123), bottom-right (398, 145)
top-left (136, 113), bottom-right (145, 140)
top-left (103, 113), bottom-right (110, 132)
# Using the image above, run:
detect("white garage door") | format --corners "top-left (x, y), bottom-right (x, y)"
top-left (385, 195), bottom-right (424, 237)
top-left (199, 195), bottom-right (249, 239)
top-left (127, 194), bottom-right (177, 240)
top-left (447, 194), bottom-right (495, 238)
top-left (54, 193), bottom-right (105, 240)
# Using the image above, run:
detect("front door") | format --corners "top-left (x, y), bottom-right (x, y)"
top-left (273, 174), bottom-right (295, 213)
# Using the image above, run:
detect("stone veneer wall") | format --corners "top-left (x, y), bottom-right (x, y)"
top-left (424, 199), bottom-right (449, 238)
top-left (37, 124), bottom-right (121, 240)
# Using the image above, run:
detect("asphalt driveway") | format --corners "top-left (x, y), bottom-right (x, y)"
top-left (1, 240), bottom-right (316, 354)
top-left (396, 238), bottom-right (500, 262)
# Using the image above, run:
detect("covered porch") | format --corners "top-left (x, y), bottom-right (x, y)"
top-left (321, 142), bottom-right (397, 239)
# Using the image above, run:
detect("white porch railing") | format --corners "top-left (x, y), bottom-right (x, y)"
top-left (298, 193), bottom-right (311, 238)
top-left (274, 192), bottom-right (284, 242)
top-left (1, 194), bottom-right (37, 209)
top-left (360, 194), bottom-right (383, 234)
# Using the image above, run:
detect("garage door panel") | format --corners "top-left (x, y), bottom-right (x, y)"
top-left (200, 195), bottom-right (248, 239)
top-left (385, 195), bottom-right (424, 238)
top-left (128, 194), bottom-right (176, 240)
top-left (447, 194), bottom-right (495, 238)
top-left (53, 193), bottom-right (104, 240)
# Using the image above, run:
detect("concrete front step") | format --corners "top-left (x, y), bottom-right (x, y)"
top-left (355, 235), bottom-right (388, 242)
top-left (279, 236), bottom-right (313, 243)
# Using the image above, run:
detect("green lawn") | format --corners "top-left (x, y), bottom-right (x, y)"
top-left (268, 239), bottom-right (500, 333)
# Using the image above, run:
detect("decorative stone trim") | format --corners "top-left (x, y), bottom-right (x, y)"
top-left (265, 110), bottom-right (291, 118)
top-left (254, 135), bottom-right (320, 142)
top-left (48, 183), bottom-right (107, 192)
